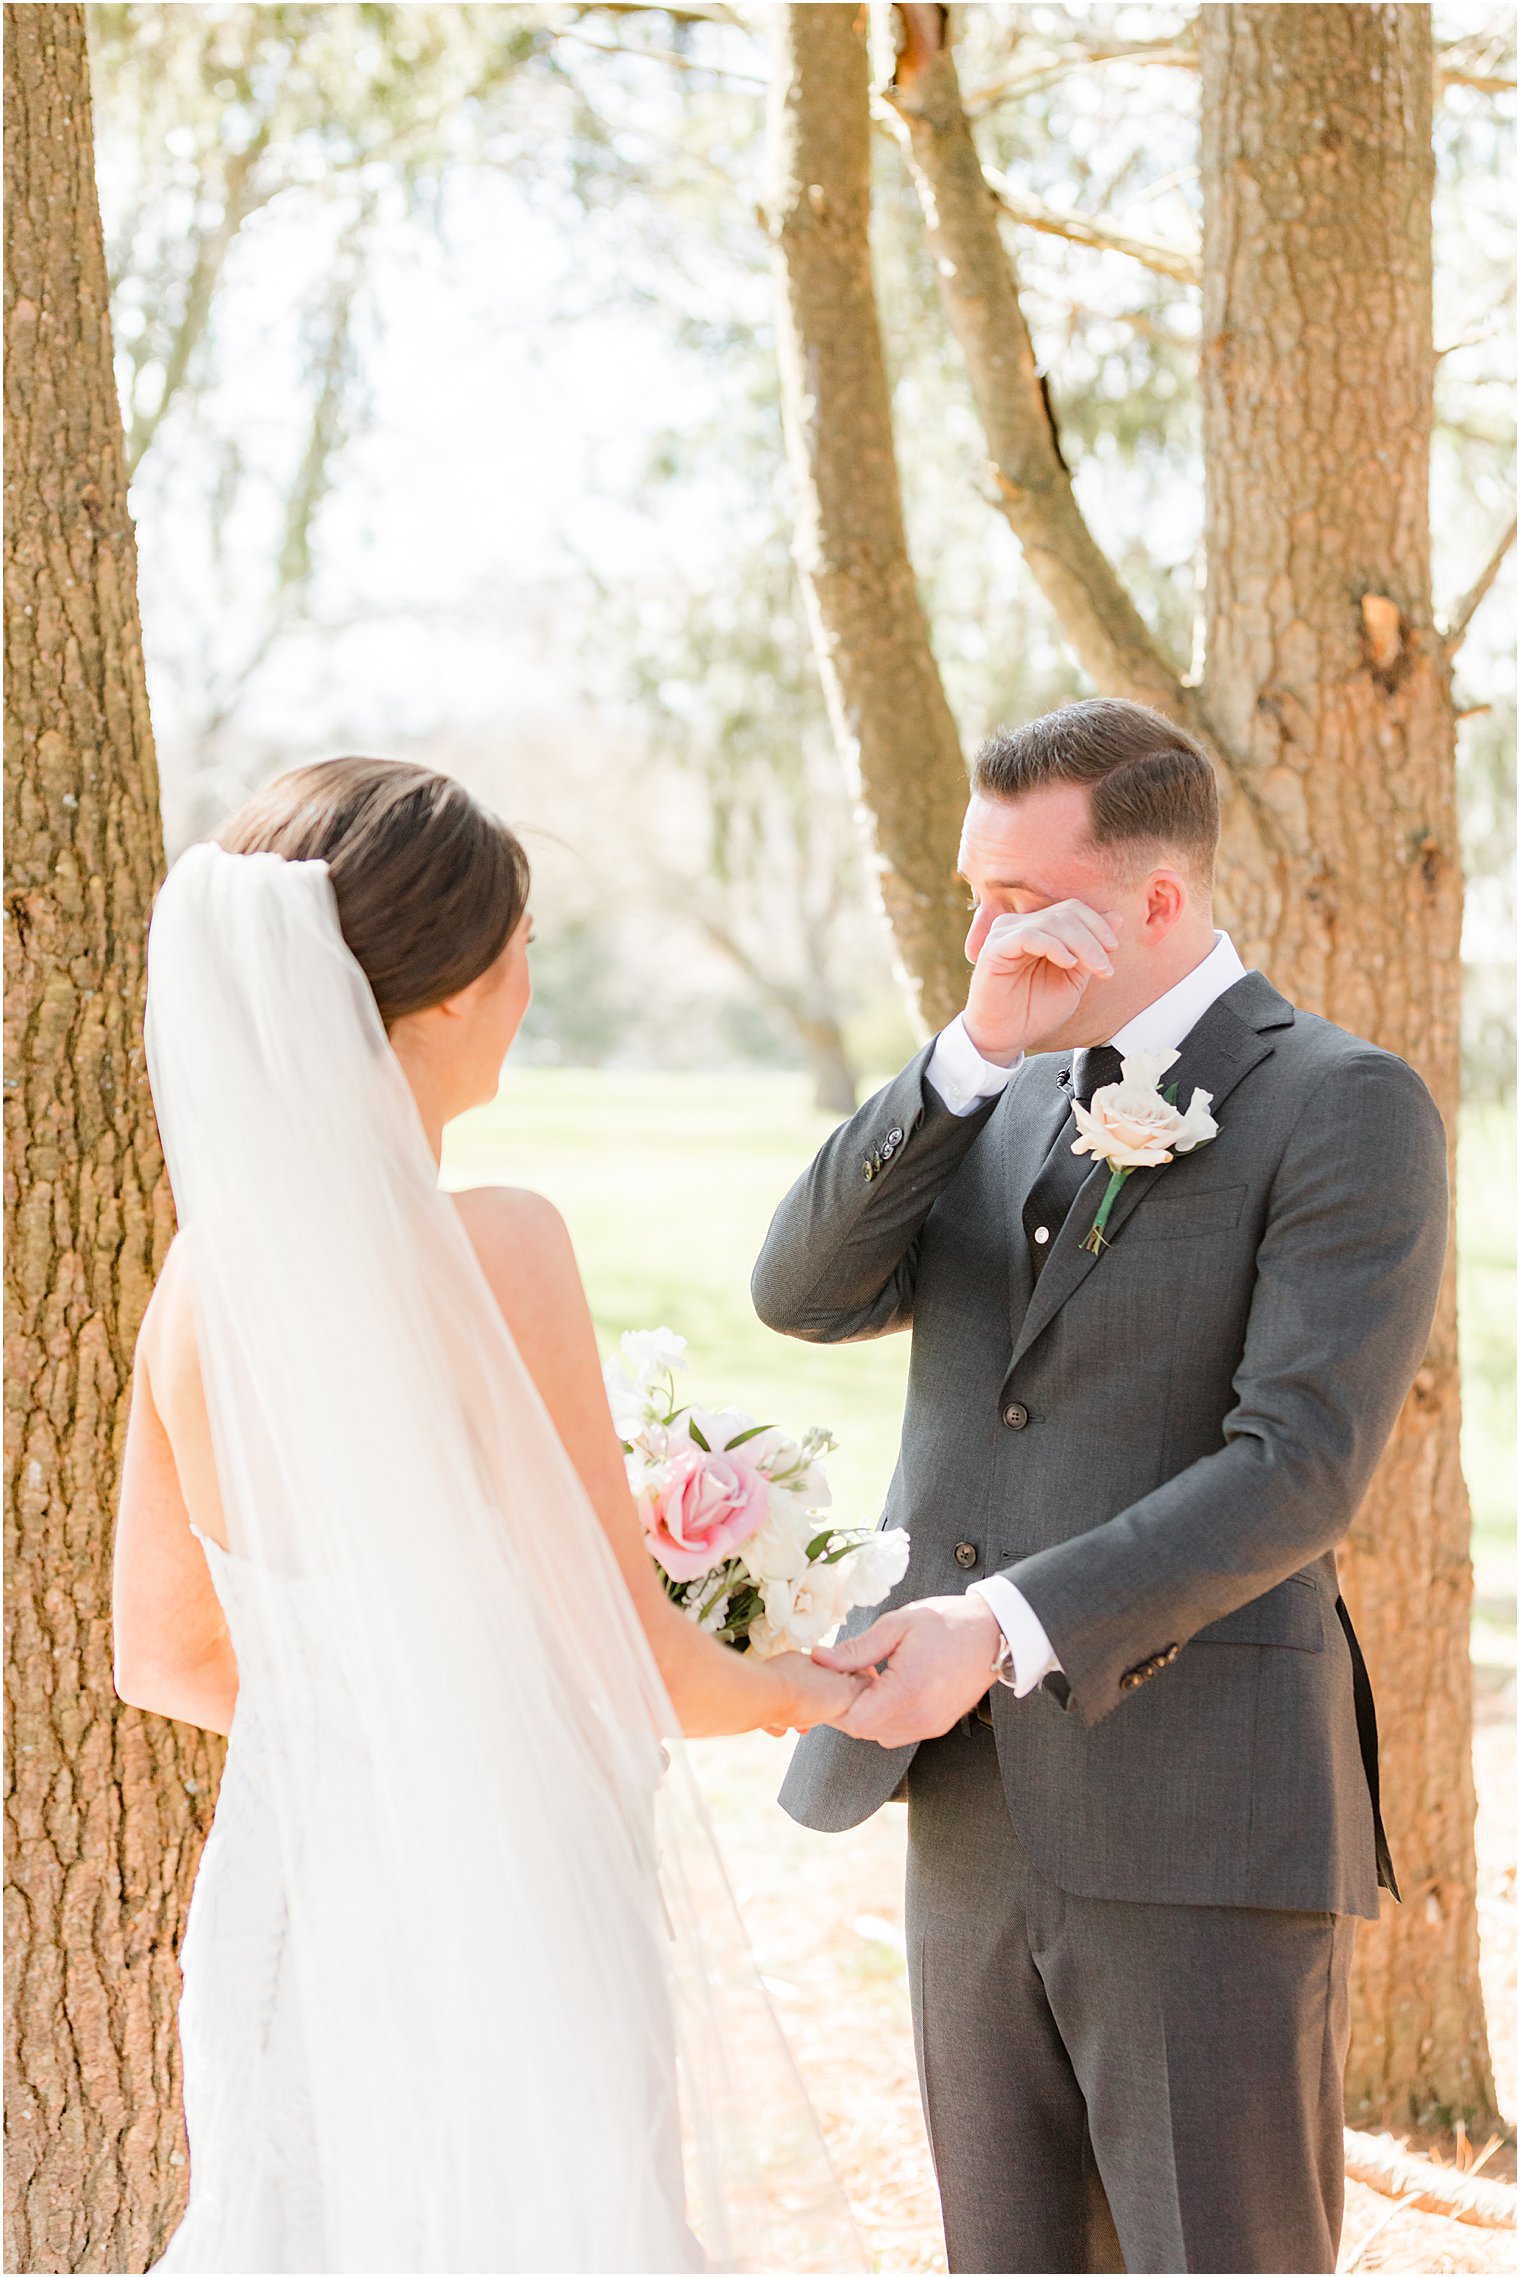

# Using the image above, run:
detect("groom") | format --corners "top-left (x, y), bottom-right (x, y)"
top-left (753, 699), bottom-right (1448, 2276)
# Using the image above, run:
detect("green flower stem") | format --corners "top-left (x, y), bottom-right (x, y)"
top-left (692, 1570), bottom-right (735, 1627)
top-left (1082, 1165), bottom-right (1134, 1254)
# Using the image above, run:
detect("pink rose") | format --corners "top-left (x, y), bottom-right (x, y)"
top-left (639, 1443), bottom-right (771, 1582)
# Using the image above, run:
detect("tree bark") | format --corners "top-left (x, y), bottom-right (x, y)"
top-left (765, 2), bottom-right (971, 1034)
top-left (4, 9), bottom-right (220, 2269)
top-left (1197, 1), bottom-right (1491, 2129)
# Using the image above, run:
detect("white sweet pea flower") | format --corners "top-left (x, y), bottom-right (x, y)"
top-left (620, 1327), bottom-right (688, 1385)
top-left (776, 1458), bottom-right (833, 1510)
top-left (682, 1405), bottom-right (760, 1456)
top-left (844, 1525), bottom-right (911, 1600)
top-left (604, 1367), bottom-right (652, 1437)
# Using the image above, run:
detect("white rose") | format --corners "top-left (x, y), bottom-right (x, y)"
top-left (1071, 1047), bottom-right (1218, 1171)
top-left (757, 1560), bottom-right (858, 1653)
top-left (738, 1502), bottom-right (819, 1585)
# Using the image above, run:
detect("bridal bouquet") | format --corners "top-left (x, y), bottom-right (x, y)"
top-left (605, 1328), bottom-right (909, 1659)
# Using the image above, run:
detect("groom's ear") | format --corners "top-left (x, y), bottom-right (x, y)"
top-left (1139, 870), bottom-right (1188, 939)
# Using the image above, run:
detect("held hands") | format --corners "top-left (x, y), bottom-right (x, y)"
top-left (762, 1650), bottom-right (873, 1737)
top-left (963, 901), bottom-right (1120, 1065)
top-left (810, 1596), bottom-right (1006, 1749)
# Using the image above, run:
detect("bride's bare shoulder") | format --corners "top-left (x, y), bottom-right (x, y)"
top-left (451, 1185), bottom-right (581, 1297)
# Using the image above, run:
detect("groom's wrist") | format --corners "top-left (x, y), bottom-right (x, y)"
top-left (926, 1015), bottom-right (1024, 1116)
top-left (968, 1575), bottom-right (1062, 1697)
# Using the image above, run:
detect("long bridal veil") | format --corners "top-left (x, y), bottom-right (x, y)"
top-left (145, 844), bottom-right (859, 2274)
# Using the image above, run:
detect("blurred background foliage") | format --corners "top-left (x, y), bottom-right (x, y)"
top-left (87, 0), bottom-right (1515, 1104)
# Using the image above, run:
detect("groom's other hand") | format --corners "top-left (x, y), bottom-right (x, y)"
top-left (813, 1596), bottom-right (1005, 1748)
top-left (963, 898), bottom-right (1119, 1064)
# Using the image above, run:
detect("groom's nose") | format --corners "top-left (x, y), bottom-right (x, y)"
top-left (965, 901), bottom-right (994, 964)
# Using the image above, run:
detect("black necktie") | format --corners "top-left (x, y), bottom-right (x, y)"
top-left (1020, 1045), bottom-right (1124, 1278)
top-left (1072, 1043), bottom-right (1125, 1109)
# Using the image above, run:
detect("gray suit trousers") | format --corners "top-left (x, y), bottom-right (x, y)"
top-left (907, 1719), bottom-right (1353, 2275)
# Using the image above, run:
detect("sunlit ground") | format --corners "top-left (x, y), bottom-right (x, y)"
top-left (444, 1073), bottom-right (1516, 2274)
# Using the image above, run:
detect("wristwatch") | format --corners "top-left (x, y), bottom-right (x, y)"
top-left (988, 1627), bottom-right (1019, 1690)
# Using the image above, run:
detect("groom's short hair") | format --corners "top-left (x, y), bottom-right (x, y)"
top-left (972, 699), bottom-right (1219, 886)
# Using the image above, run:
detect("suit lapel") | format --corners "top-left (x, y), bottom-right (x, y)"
top-left (1006, 972), bottom-right (1294, 1371)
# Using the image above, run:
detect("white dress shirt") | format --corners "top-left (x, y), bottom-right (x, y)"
top-left (924, 932), bottom-right (1248, 1695)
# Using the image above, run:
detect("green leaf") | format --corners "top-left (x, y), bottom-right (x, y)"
top-left (723, 1422), bottom-right (775, 1448)
top-left (805, 1528), bottom-right (838, 1559)
top-left (688, 1421), bottom-right (711, 1452)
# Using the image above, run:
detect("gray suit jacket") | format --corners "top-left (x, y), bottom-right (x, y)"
top-left (757, 973), bottom-right (1447, 1920)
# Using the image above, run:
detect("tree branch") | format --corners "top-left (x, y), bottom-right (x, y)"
top-left (552, 27), bottom-right (764, 86)
top-left (1443, 513), bottom-right (1516, 657)
top-left (1438, 66), bottom-right (1516, 93)
top-left (980, 166), bottom-right (1199, 285)
top-left (962, 36), bottom-right (1515, 109)
top-left (884, 6), bottom-right (1199, 730)
top-left (964, 39), bottom-right (1198, 116)
top-left (125, 135), bottom-right (273, 476)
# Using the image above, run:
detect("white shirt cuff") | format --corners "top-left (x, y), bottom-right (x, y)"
top-left (968, 1575), bottom-right (1061, 1698)
top-left (925, 1015), bottom-right (1024, 1118)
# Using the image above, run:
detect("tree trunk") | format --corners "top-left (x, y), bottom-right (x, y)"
top-left (1197, 1), bottom-right (1492, 2129)
top-left (765, 2), bottom-right (970, 1034)
top-left (797, 1013), bottom-right (859, 1118)
top-left (4, 10), bottom-right (221, 2269)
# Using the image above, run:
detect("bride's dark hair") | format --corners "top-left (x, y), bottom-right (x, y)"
top-left (218, 756), bottom-right (530, 1026)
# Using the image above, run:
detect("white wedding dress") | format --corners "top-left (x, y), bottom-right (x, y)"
top-left (144, 846), bottom-right (857, 2275)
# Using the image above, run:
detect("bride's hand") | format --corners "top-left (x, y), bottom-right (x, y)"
top-left (761, 1651), bottom-right (870, 1736)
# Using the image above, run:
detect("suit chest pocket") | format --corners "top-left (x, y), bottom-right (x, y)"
top-left (1122, 1181), bottom-right (1247, 1244)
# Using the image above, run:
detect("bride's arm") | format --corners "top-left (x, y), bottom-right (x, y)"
top-left (113, 1276), bottom-right (239, 1736)
top-left (454, 1187), bottom-right (863, 1739)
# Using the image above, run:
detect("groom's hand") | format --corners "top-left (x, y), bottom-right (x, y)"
top-left (963, 899), bottom-right (1120, 1064)
top-left (812, 1596), bottom-right (1005, 1748)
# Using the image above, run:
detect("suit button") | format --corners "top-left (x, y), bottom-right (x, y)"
top-left (1002, 1402), bottom-right (1029, 1429)
top-left (954, 1541), bottom-right (978, 1570)
top-left (887, 1127), bottom-right (904, 1146)
top-left (1033, 1226), bottom-right (1050, 1245)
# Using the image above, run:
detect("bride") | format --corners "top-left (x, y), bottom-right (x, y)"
top-left (112, 756), bottom-right (864, 2274)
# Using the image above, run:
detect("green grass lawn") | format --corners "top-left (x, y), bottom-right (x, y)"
top-left (444, 1072), bottom-right (1516, 1652)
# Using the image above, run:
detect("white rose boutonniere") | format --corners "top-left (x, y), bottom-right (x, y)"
top-left (1071, 1048), bottom-right (1218, 1254)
